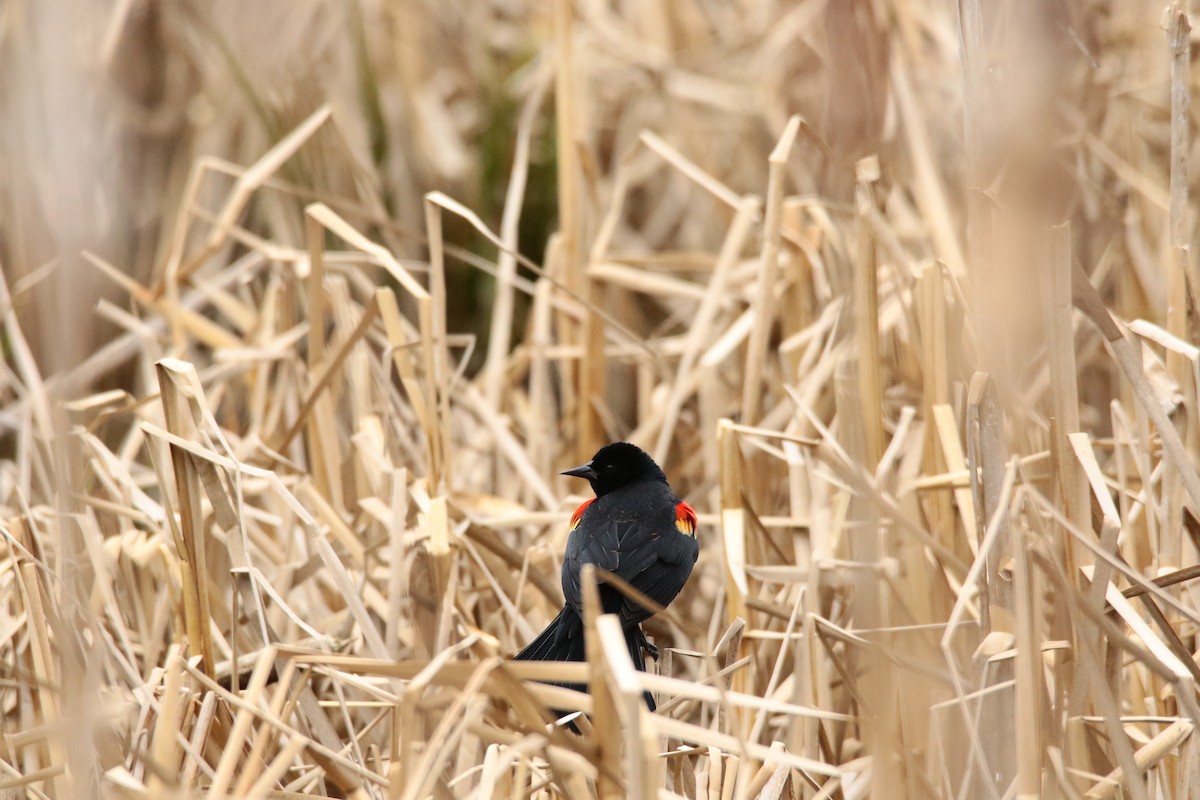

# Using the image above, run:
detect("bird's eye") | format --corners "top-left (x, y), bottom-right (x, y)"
top-left (605, 463), bottom-right (615, 472)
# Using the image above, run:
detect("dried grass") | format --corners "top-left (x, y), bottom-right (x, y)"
top-left (3, 1), bottom-right (1200, 798)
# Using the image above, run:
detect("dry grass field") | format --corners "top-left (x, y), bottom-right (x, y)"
top-left (3, 1), bottom-right (1200, 797)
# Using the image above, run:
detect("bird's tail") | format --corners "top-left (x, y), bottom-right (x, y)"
top-left (513, 607), bottom-right (657, 711)
top-left (514, 606), bottom-right (586, 662)
top-left (513, 606), bottom-right (588, 704)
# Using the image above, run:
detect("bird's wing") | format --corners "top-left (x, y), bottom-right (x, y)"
top-left (563, 509), bottom-right (697, 623)
top-left (613, 527), bottom-right (699, 625)
top-left (561, 518), bottom-right (620, 612)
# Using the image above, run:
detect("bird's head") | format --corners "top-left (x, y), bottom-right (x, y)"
top-left (561, 441), bottom-right (667, 497)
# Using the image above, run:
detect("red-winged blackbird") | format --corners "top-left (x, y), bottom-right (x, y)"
top-left (513, 442), bottom-right (699, 711)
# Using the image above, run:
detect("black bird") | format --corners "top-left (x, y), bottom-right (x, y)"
top-left (513, 442), bottom-right (699, 711)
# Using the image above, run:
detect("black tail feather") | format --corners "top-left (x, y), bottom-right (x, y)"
top-left (513, 606), bottom-right (587, 698)
top-left (514, 606), bottom-right (656, 712)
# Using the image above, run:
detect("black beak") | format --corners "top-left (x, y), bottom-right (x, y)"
top-left (561, 461), bottom-right (597, 481)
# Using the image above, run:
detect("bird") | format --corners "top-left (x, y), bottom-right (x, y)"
top-left (513, 441), bottom-right (699, 712)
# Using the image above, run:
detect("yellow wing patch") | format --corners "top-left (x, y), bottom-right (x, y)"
top-left (675, 501), bottom-right (697, 536)
top-left (569, 498), bottom-right (595, 530)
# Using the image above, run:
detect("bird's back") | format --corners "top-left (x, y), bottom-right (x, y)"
top-left (562, 479), bottom-right (698, 625)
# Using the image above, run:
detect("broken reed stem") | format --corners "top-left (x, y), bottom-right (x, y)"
top-left (306, 211), bottom-right (328, 369)
top-left (1043, 223), bottom-right (1087, 578)
top-left (1165, 3), bottom-right (1194, 569)
top-left (146, 649), bottom-right (186, 796)
top-left (580, 564), bottom-right (622, 799)
top-left (1168, 5), bottom-right (1196, 324)
top-left (423, 195), bottom-right (452, 493)
top-left (156, 359), bottom-right (217, 677)
top-left (303, 210), bottom-right (344, 507)
top-left (1011, 522), bottom-right (1042, 799)
top-left (919, 267), bottom-right (955, 556)
top-left (1070, 432), bottom-right (1123, 622)
top-left (853, 158), bottom-right (885, 468)
top-left (967, 372), bottom-right (1011, 630)
top-left (18, 557), bottom-right (71, 799)
top-left (717, 419), bottom-right (749, 629)
top-left (596, 615), bottom-right (658, 798)
top-left (483, 75), bottom-right (549, 413)
top-left (742, 115), bottom-right (800, 425)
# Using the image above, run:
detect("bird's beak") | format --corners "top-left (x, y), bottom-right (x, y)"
top-left (561, 461), bottom-right (597, 481)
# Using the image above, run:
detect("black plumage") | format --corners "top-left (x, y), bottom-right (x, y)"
top-left (513, 442), bottom-right (699, 713)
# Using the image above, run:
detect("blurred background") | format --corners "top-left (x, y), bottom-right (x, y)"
top-left (4, 0), bottom-right (910, 381)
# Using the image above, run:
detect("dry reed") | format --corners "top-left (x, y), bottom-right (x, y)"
top-left (2, 1), bottom-right (1200, 798)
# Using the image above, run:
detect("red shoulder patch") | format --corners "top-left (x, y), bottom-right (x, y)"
top-left (569, 498), bottom-right (595, 530)
top-left (675, 501), bottom-right (697, 536)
